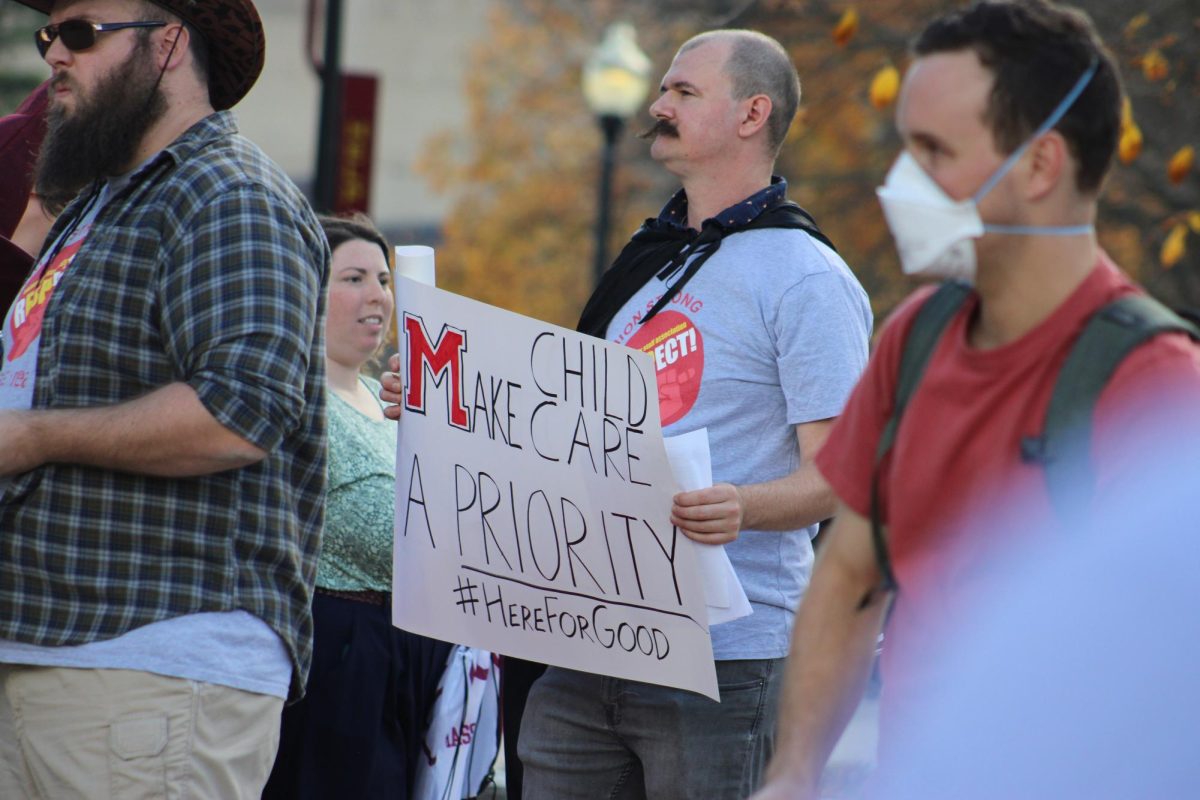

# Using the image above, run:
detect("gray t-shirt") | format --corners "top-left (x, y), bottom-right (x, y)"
top-left (607, 227), bottom-right (872, 659)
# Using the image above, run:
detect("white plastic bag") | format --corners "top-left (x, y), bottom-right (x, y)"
top-left (413, 646), bottom-right (501, 800)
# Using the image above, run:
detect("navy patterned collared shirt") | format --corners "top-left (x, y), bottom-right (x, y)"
top-left (656, 175), bottom-right (789, 232)
top-left (0, 112), bottom-right (329, 700)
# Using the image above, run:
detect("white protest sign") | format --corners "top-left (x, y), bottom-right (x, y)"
top-left (392, 276), bottom-right (718, 699)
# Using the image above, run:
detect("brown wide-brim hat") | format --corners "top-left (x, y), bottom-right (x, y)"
top-left (14, 0), bottom-right (265, 111)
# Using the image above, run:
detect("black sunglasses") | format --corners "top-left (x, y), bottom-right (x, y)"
top-left (35, 19), bottom-right (166, 58)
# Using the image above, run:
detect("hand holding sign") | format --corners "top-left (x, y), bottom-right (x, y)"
top-left (380, 246), bottom-right (436, 421)
top-left (380, 352), bottom-right (404, 420)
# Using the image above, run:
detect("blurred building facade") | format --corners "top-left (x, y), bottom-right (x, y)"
top-left (242, 0), bottom-right (486, 244)
top-left (0, 0), bottom-right (487, 245)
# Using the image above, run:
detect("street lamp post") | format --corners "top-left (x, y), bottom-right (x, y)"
top-left (308, 0), bottom-right (344, 213)
top-left (583, 23), bottom-right (650, 288)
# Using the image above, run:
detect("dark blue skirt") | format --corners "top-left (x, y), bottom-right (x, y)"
top-left (264, 592), bottom-right (453, 800)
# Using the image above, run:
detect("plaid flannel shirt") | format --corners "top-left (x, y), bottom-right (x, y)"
top-left (0, 112), bottom-right (329, 700)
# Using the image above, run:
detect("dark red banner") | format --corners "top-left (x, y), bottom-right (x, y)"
top-left (335, 72), bottom-right (379, 215)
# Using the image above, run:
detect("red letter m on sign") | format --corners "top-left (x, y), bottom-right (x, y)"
top-left (403, 313), bottom-right (469, 430)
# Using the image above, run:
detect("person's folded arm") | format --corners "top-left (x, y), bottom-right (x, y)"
top-left (0, 381), bottom-right (265, 477)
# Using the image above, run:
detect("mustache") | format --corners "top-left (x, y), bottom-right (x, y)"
top-left (638, 118), bottom-right (678, 140)
top-left (49, 71), bottom-right (70, 94)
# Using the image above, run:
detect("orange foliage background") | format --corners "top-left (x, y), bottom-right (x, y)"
top-left (418, 0), bottom-right (1200, 327)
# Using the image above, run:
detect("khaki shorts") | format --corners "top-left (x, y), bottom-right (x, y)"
top-left (0, 665), bottom-right (283, 799)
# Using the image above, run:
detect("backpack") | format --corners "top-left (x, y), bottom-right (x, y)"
top-left (576, 200), bottom-right (834, 338)
top-left (863, 281), bottom-right (1200, 605)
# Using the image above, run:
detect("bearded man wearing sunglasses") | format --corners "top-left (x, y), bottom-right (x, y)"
top-left (0, 1), bottom-right (329, 797)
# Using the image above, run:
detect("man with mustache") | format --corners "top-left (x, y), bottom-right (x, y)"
top-left (516, 28), bottom-right (873, 800)
top-left (0, 1), bottom-right (328, 797)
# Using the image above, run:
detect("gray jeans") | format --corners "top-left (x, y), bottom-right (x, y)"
top-left (518, 659), bottom-right (783, 800)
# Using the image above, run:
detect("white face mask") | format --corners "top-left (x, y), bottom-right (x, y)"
top-left (877, 153), bottom-right (985, 282)
top-left (876, 58), bottom-right (1100, 283)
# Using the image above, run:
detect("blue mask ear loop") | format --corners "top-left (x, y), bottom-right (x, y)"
top-left (972, 57), bottom-right (1100, 236)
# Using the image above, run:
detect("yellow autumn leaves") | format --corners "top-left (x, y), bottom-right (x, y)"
top-left (1121, 98), bottom-right (1193, 181)
top-left (835, 3), bottom-right (1190, 272)
top-left (869, 66), bottom-right (900, 109)
top-left (1120, 13), bottom-right (1194, 268)
top-left (1119, 98), bottom-right (1143, 164)
top-left (1168, 146), bottom-right (1195, 185)
top-left (1096, 64), bottom-right (1194, 269)
top-left (1122, 100), bottom-right (1195, 266)
top-left (829, 7), bottom-right (898, 109)
top-left (830, 7), bottom-right (900, 109)
top-left (1140, 49), bottom-right (1169, 82)
top-left (1161, 213), bottom-right (1200, 270)
top-left (832, 9), bottom-right (859, 48)
top-left (1126, 13), bottom-right (1174, 83)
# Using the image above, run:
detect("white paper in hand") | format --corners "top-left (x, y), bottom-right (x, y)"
top-left (662, 428), bottom-right (752, 626)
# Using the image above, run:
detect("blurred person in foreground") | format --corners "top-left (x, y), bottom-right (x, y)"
top-left (0, 0), bottom-right (328, 797)
top-left (264, 214), bottom-right (452, 800)
top-left (752, 2), bottom-right (1200, 798)
top-left (873, 399), bottom-right (1200, 800)
top-left (380, 27), bottom-right (871, 799)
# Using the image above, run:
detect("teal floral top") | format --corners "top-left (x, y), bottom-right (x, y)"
top-left (316, 376), bottom-right (396, 592)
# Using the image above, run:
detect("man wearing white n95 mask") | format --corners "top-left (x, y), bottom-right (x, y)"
top-left (875, 53), bottom-right (1097, 285)
top-left (751, 2), bottom-right (1200, 799)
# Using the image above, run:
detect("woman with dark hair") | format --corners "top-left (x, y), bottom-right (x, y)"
top-left (264, 213), bottom-right (451, 800)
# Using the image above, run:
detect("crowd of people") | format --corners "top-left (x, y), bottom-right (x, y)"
top-left (0, 0), bottom-right (1196, 799)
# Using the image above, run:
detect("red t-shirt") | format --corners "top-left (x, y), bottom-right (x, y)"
top-left (815, 256), bottom-right (1200, 749)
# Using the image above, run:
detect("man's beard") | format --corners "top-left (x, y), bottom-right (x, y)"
top-left (34, 38), bottom-right (168, 213)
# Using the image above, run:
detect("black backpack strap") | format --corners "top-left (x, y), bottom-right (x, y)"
top-left (643, 201), bottom-right (839, 326)
top-left (1021, 294), bottom-right (1200, 519)
top-left (640, 222), bottom-right (725, 326)
top-left (576, 222), bottom-right (692, 337)
top-left (753, 201), bottom-right (838, 252)
top-left (859, 281), bottom-right (972, 609)
top-left (578, 199), bottom-right (837, 336)
top-left (1176, 307), bottom-right (1200, 329)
